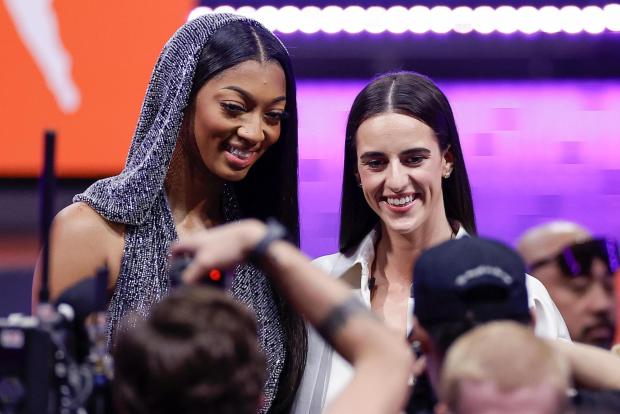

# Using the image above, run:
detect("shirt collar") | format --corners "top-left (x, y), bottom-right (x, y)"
top-left (339, 223), bottom-right (469, 294)
top-left (455, 224), bottom-right (469, 239)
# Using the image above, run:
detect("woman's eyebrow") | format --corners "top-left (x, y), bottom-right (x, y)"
top-left (359, 151), bottom-right (385, 160)
top-left (400, 148), bottom-right (431, 157)
top-left (222, 85), bottom-right (286, 104)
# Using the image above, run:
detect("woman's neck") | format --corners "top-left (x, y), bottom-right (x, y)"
top-left (375, 216), bottom-right (454, 286)
top-left (165, 140), bottom-right (223, 236)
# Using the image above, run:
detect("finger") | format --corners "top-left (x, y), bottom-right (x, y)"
top-left (182, 255), bottom-right (211, 284)
top-left (172, 232), bottom-right (214, 257)
top-left (171, 241), bottom-right (197, 257)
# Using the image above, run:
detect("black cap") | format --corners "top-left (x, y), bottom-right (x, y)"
top-left (413, 237), bottom-right (530, 329)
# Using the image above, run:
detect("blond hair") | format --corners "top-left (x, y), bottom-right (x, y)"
top-left (439, 321), bottom-right (571, 410)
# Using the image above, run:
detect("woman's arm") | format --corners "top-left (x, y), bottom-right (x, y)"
top-left (32, 202), bottom-right (123, 310)
top-left (175, 219), bottom-right (413, 414)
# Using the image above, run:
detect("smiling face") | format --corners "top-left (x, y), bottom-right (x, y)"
top-left (355, 112), bottom-right (453, 237)
top-left (190, 59), bottom-right (287, 181)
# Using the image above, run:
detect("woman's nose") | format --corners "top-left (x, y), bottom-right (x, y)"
top-left (385, 162), bottom-right (408, 191)
top-left (237, 116), bottom-right (264, 144)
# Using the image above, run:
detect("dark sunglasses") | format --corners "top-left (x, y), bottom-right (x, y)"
top-left (528, 238), bottom-right (619, 278)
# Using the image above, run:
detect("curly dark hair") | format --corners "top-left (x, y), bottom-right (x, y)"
top-left (113, 286), bottom-right (266, 414)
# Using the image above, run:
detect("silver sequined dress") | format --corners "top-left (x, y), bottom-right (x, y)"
top-left (74, 14), bottom-right (285, 413)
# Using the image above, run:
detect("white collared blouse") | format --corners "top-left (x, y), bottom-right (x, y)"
top-left (292, 227), bottom-right (571, 414)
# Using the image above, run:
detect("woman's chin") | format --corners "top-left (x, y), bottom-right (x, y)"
top-left (217, 169), bottom-right (250, 182)
top-left (381, 218), bottom-right (421, 236)
top-left (203, 160), bottom-right (253, 182)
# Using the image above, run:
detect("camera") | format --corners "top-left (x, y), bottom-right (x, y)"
top-left (0, 272), bottom-right (114, 414)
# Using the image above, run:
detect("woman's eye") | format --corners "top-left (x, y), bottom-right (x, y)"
top-left (265, 111), bottom-right (286, 123)
top-left (220, 102), bottom-right (246, 114)
top-left (404, 156), bottom-right (424, 165)
top-left (364, 159), bottom-right (385, 169)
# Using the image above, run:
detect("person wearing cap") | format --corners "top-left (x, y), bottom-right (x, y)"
top-left (517, 221), bottom-right (618, 349)
top-left (412, 237), bottom-right (620, 414)
top-left (412, 237), bottom-right (541, 397)
top-left (293, 72), bottom-right (569, 414)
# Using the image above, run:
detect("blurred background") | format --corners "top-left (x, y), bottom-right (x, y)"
top-left (1, 1), bottom-right (619, 324)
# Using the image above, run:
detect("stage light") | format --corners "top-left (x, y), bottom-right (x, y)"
top-left (187, 6), bottom-right (209, 21)
top-left (516, 6), bottom-right (540, 35)
top-left (560, 5), bottom-right (584, 34)
top-left (277, 6), bottom-right (300, 34)
top-left (583, 6), bottom-right (606, 34)
top-left (213, 5), bottom-right (235, 14)
top-left (409, 6), bottom-right (431, 34)
top-left (236, 6), bottom-right (256, 18)
top-left (430, 6), bottom-right (453, 34)
top-left (297, 6), bottom-right (321, 34)
top-left (255, 6), bottom-right (278, 31)
top-left (386, 6), bottom-right (410, 34)
top-left (342, 6), bottom-right (366, 34)
top-left (187, 4), bottom-right (620, 35)
top-left (496, 6), bottom-right (518, 34)
top-left (452, 6), bottom-right (474, 34)
top-left (364, 6), bottom-right (385, 34)
top-left (539, 6), bottom-right (562, 34)
top-left (606, 4), bottom-right (620, 31)
top-left (473, 6), bottom-right (495, 34)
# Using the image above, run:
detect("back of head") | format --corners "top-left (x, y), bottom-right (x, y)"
top-left (113, 286), bottom-right (266, 414)
top-left (339, 71), bottom-right (476, 253)
top-left (440, 321), bottom-right (570, 414)
top-left (413, 237), bottom-right (531, 354)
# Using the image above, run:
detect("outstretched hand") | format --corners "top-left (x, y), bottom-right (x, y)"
top-left (172, 219), bottom-right (266, 284)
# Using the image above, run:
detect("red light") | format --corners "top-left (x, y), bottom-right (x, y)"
top-left (209, 269), bottom-right (222, 281)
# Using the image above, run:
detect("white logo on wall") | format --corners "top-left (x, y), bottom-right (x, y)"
top-left (5, 0), bottom-right (81, 113)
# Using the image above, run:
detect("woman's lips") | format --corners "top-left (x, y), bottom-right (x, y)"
top-left (380, 193), bottom-right (418, 213)
top-left (224, 144), bottom-right (258, 170)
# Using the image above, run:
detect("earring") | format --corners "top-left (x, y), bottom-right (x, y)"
top-left (358, 182), bottom-right (363, 187)
top-left (443, 172), bottom-right (451, 179)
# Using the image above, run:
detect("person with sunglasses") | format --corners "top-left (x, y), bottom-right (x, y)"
top-left (517, 221), bottom-right (619, 349)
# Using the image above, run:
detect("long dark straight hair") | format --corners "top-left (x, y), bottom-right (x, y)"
top-left (340, 71), bottom-right (476, 253)
top-left (187, 21), bottom-right (305, 413)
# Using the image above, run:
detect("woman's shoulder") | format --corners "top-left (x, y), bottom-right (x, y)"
top-left (54, 202), bottom-right (123, 234)
top-left (52, 201), bottom-right (125, 263)
top-left (42, 202), bottom-right (125, 299)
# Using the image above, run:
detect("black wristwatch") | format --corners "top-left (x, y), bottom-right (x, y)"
top-left (248, 218), bottom-right (288, 264)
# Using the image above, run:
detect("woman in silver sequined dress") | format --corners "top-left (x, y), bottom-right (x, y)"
top-left (34, 14), bottom-right (306, 413)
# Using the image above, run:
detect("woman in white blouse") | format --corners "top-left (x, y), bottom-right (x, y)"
top-left (293, 72), bottom-right (570, 413)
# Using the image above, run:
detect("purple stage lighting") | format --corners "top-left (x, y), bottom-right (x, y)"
top-left (295, 80), bottom-right (620, 258)
top-left (188, 4), bottom-right (620, 35)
